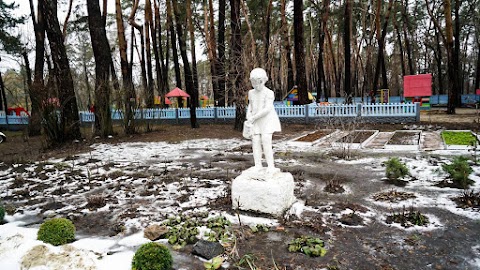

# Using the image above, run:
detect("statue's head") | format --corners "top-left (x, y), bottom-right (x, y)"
top-left (250, 68), bottom-right (268, 91)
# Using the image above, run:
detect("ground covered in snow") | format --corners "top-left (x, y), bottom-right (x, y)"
top-left (1, 118), bottom-right (480, 270)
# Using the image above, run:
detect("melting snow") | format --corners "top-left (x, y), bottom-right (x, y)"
top-left (0, 135), bottom-right (479, 269)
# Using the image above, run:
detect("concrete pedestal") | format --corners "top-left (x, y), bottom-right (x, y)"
top-left (231, 167), bottom-right (295, 217)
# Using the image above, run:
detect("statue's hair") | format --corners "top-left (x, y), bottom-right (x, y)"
top-left (250, 68), bottom-right (268, 81)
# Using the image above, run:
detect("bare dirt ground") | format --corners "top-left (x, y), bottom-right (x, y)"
top-left (1, 108), bottom-right (478, 163)
top-left (1, 107), bottom-right (480, 270)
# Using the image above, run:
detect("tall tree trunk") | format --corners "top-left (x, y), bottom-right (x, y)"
top-left (163, 9), bottom-right (170, 94)
top-left (475, 40), bottom-right (480, 91)
top-left (393, 7), bottom-right (406, 77)
top-left (167, 0), bottom-right (182, 89)
top-left (281, 0), bottom-right (294, 95)
top-left (373, 0), bottom-right (394, 92)
top-left (87, 0), bottom-right (113, 138)
top-left (62, 0), bottom-right (74, 38)
top-left (264, 0), bottom-right (273, 67)
top-left (144, 0), bottom-right (154, 108)
top-left (239, 0), bottom-right (256, 62)
top-left (0, 69), bottom-right (7, 120)
top-left (172, 0), bottom-right (199, 128)
top-left (115, 0), bottom-right (135, 134)
top-left (326, 29), bottom-right (339, 97)
top-left (129, 0), bottom-right (148, 103)
top-left (434, 27), bottom-right (444, 94)
top-left (294, 0), bottom-right (308, 104)
top-left (82, 50), bottom-right (92, 107)
top-left (153, 0), bottom-right (166, 96)
top-left (317, 0), bottom-right (330, 102)
top-left (22, 51), bottom-right (33, 110)
top-left (186, 0), bottom-right (199, 107)
top-left (41, 0), bottom-right (81, 142)
top-left (205, 0), bottom-right (219, 105)
top-left (230, 0), bottom-right (245, 130)
top-left (216, 0), bottom-right (227, 106)
top-left (28, 0), bottom-right (46, 136)
top-left (444, 0), bottom-right (457, 114)
top-left (453, 0), bottom-right (461, 101)
top-left (402, 0), bottom-right (415, 75)
top-left (344, 0), bottom-right (352, 103)
top-left (0, 67), bottom-right (9, 129)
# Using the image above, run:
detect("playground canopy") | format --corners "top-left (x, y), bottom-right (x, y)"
top-left (166, 87), bottom-right (190, 98)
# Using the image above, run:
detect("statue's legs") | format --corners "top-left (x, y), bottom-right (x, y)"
top-left (252, 134), bottom-right (263, 168)
top-left (261, 133), bottom-right (274, 169)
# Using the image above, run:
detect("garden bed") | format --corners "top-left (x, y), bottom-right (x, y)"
top-left (385, 130), bottom-right (421, 151)
top-left (291, 129), bottom-right (337, 145)
top-left (441, 130), bottom-right (479, 150)
top-left (331, 130), bottom-right (378, 149)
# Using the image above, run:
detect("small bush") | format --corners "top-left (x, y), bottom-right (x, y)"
top-left (86, 194), bottom-right (107, 209)
top-left (442, 156), bottom-right (474, 189)
top-left (162, 216), bottom-right (199, 248)
top-left (288, 236), bottom-right (327, 257)
top-left (37, 218), bottom-right (76, 246)
top-left (386, 206), bottom-right (429, 227)
top-left (132, 242), bottom-right (172, 270)
top-left (384, 157), bottom-right (409, 180)
top-left (324, 180), bottom-right (345, 193)
top-left (0, 205), bottom-right (5, 221)
top-left (454, 190), bottom-right (480, 209)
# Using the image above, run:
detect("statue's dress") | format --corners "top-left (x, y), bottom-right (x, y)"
top-left (247, 88), bottom-right (281, 135)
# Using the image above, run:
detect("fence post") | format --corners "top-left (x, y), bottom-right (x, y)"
top-left (305, 104), bottom-right (309, 124)
top-left (214, 107), bottom-right (218, 123)
top-left (415, 102), bottom-right (420, 122)
top-left (357, 104), bottom-right (362, 117)
top-left (175, 108), bottom-right (179, 124)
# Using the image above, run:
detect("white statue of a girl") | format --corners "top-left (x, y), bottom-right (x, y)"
top-left (244, 68), bottom-right (281, 174)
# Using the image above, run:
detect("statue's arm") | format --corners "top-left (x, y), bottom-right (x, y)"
top-left (246, 91), bottom-right (253, 121)
top-left (250, 91), bottom-right (274, 121)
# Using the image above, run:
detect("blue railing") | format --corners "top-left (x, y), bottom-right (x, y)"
top-left (309, 104), bottom-right (358, 117)
top-left (0, 111), bottom-right (30, 125)
top-left (74, 103), bottom-right (418, 123)
top-left (0, 102), bottom-right (421, 125)
top-left (361, 103), bottom-right (417, 116)
top-left (326, 94), bottom-right (479, 104)
top-left (275, 105), bottom-right (305, 118)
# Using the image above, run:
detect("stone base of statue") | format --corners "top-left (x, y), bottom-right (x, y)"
top-left (231, 167), bottom-right (295, 217)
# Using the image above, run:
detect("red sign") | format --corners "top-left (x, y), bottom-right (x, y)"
top-left (404, 74), bottom-right (432, 97)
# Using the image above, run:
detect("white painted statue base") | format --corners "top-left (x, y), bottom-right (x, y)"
top-left (231, 167), bottom-right (295, 217)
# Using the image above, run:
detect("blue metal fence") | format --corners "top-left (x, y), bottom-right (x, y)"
top-left (326, 94), bottom-right (479, 105)
top-left (1, 103), bottom-right (421, 126)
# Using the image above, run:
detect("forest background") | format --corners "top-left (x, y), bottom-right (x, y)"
top-left (0, 0), bottom-right (479, 143)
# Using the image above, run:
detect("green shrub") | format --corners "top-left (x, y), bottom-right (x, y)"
top-left (442, 156), bottom-right (474, 188)
top-left (384, 157), bottom-right (409, 180)
top-left (0, 205), bottom-right (5, 221)
top-left (37, 218), bottom-right (76, 246)
top-left (132, 242), bottom-right (173, 270)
